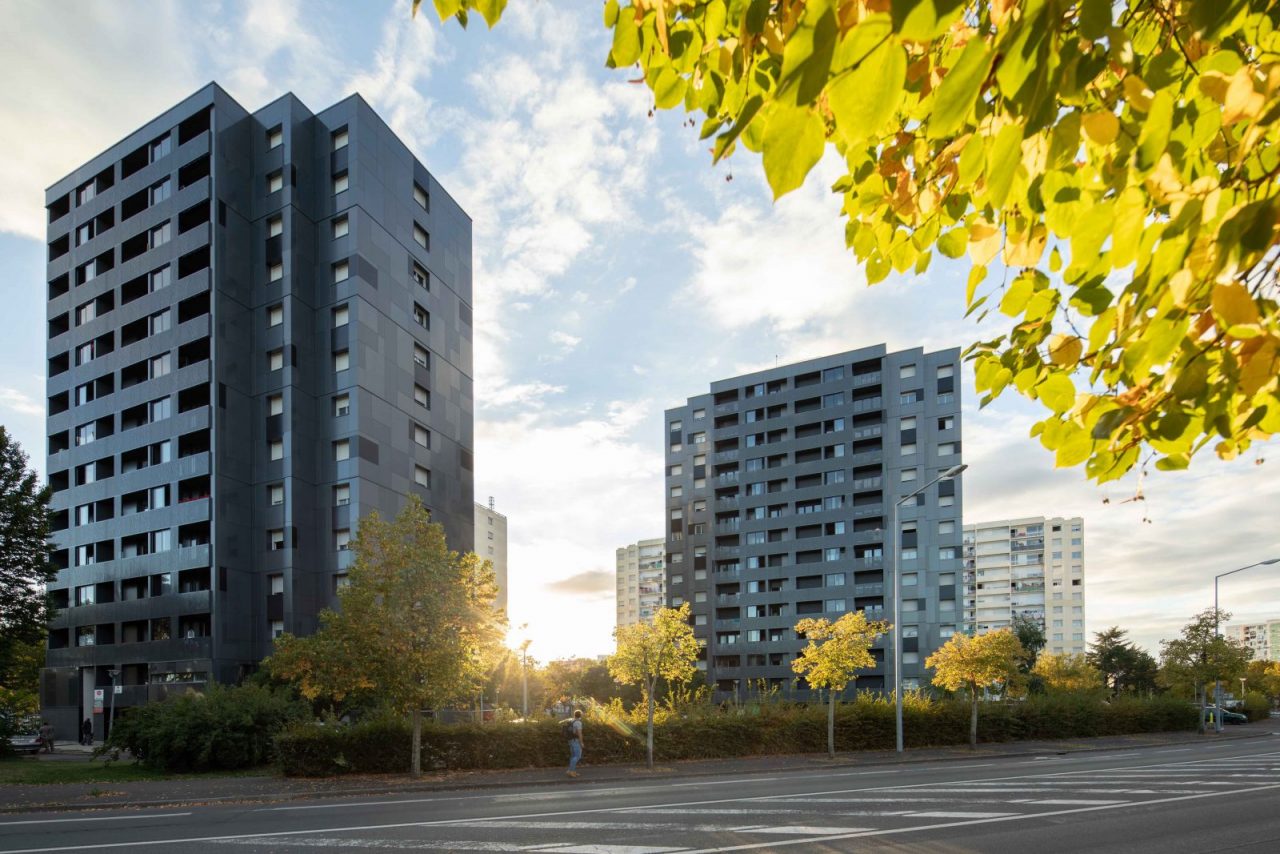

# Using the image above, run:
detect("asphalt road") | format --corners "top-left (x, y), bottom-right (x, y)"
top-left (1, 734), bottom-right (1278, 853)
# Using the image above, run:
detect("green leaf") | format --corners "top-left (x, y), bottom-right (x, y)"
top-left (891, 0), bottom-right (965, 42)
top-left (762, 103), bottom-right (826, 199)
top-left (1038, 372), bottom-right (1077, 413)
top-left (712, 94), bottom-right (764, 162)
top-left (1135, 90), bottom-right (1173, 172)
top-left (652, 66), bottom-right (687, 109)
top-left (938, 228), bottom-right (968, 258)
top-left (1000, 274), bottom-right (1035, 317)
top-left (473, 0), bottom-right (506, 28)
top-left (609, 5), bottom-right (641, 67)
top-left (603, 0), bottom-right (619, 27)
top-left (828, 32), bottom-right (905, 145)
top-left (928, 38), bottom-right (995, 139)
top-left (1078, 0), bottom-right (1111, 40)
top-left (986, 123), bottom-right (1024, 208)
top-left (778, 0), bottom-right (839, 106)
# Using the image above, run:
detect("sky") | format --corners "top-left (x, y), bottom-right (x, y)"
top-left (2, 1), bottom-right (1277, 664)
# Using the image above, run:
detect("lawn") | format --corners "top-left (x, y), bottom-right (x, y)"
top-left (0, 758), bottom-right (268, 786)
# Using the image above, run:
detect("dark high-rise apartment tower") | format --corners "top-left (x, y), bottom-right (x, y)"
top-left (41, 84), bottom-right (474, 737)
top-left (665, 345), bottom-right (962, 696)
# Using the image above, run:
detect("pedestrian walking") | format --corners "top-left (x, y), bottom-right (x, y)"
top-left (81, 718), bottom-right (93, 746)
top-left (38, 720), bottom-right (54, 754)
top-left (564, 709), bottom-right (583, 778)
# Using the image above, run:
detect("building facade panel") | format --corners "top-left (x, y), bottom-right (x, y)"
top-left (616, 537), bottom-right (666, 629)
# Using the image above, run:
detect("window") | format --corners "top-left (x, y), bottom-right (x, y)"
top-left (413, 304), bottom-right (429, 329)
top-left (414, 384), bottom-right (429, 408)
top-left (268, 171), bottom-right (284, 194)
top-left (937, 365), bottom-right (955, 379)
top-left (333, 172), bottom-right (349, 194)
top-left (333, 573), bottom-right (350, 593)
top-left (410, 262), bottom-right (428, 290)
top-left (269, 262), bottom-right (283, 282)
top-left (150, 353), bottom-right (171, 378)
top-left (269, 349), bottom-right (284, 371)
top-left (899, 364), bottom-right (917, 379)
top-left (332, 127), bottom-right (348, 150)
top-left (333, 260), bottom-right (349, 283)
top-left (334, 484), bottom-right (350, 506)
top-left (333, 394), bottom-right (350, 417)
top-left (938, 416), bottom-right (955, 431)
top-left (268, 216), bottom-right (283, 237)
top-left (333, 216), bottom-right (349, 238)
top-left (413, 345), bottom-right (429, 368)
top-left (414, 465), bottom-right (431, 487)
top-left (335, 529), bottom-right (351, 551)
top-left (267, 126), bottom-right (283, 149)
top-left (270, 619), bottom-right (285, 639)
top-left (269, 440), bottom-right (284, 461)
top-left (268, 394), bottom-right (284, 416)
top-left (268, 304), bottom-right (283, 327)
top-left (901, 469), bottom-right (918, 482)
top-left (938, 520), bottom-right (955, 535)
top-left (414, 183), bottom-right (429, 210)
top-left (669, 420), bottom-right (683, 432)
top-left (334, 440), bottom-right (350, 461)
top-left (825, 573), bottom-right (846, 587)
top-left (269, 484), bottom-right (284, 506)
top-left (670, 485), bottom-right (683, 498)
top-left (692, 408), bottom-right (706, 419)
top-left (690, 432), bottom-right (706, 444)
top-left (825, 599), bottom-right (846, 613)
top-left (413, 224), bottom-right (429, 250)
top-left (939, 442), bottom-right (957, 456)
top-left (151, 310), bottom-right (171, 335)
top-left (333, 305), bottom-right (349, 327)
top-left (901, 443), bottom-right (917, 456)
top-left (900, 389), bottom-right (922, 404)
top-left (269, 529), bottom-right (285, 551)
top-left (413, 423), bottom-right (430, 448)
top-left (334, 350), bottom-right (350, 372)
top-left (151, 178), bottom-right (171, 205)
top-left (939, 547), bottom-right (957, 560)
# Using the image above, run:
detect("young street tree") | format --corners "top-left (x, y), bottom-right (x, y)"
top-left (267, 498), bottom-right (505, 776)
top-left (791, 610), bottom-right (890, 758)
top-left (1032, 651), bottom-right (1104, 694)
top-left (0, 428), bottom-right (55, 683)
top-left (1158, 607), bottom-right (1253, 732)
top-left (1087, 626), bottom-right (1159, 696)
top-left (421, 0), bottom-right (1280, 482)
top-left (927, 628), bottom-right (1025, 747)
top-left (608, 603), bottom-right (698, 768)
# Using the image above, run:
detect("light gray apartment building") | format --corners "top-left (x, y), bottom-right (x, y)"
top-left (41, 83), bottom-right (474, 738)
top-left (475, 498), bottom-right (508, 613)
top-left (665, 345), bottom-right (963, 697)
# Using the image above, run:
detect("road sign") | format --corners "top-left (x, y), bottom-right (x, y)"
top-left (92, 689), bottom-right (104, 712)
top-left (114, 685), bottom-right (123, 694)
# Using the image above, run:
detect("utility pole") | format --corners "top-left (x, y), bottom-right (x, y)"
top-left (107, 668), bottom-right (120, 740)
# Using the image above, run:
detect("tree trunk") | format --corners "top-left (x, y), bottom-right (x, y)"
top-left (646, 680), bottom-right (655, 769)
top-left (827, 689), bottom-right (836, 759)
top-left (411, 707), bottom-right (422, 777)
top-left (969, 687), bottom-right (979, 749)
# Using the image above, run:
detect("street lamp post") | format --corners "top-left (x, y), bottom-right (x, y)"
top-left (520, 638), bottom-right (532, 718)
top-left (107, 668), bottom-right (120, 740)
top-left (1213, 558), bottom-right (1280, 733)
top-left (891, 463), bottom-right (967, 754)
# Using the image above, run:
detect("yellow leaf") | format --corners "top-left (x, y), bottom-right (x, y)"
top-left (1168, 269), bottom-right (1195, 308)
top-left (1003, 224), bottom-right (1047, 266)
top-left (1212, 281), bottom-right (1261, 328)
top-left (968, 221), bottom-right (1001, 265)
top-left (1223, 69), bottom-right (1264, 124)
top-left (1239, 338), bottom-right (1279, 396)
top-left (1081, 110), bottom-right (1119, 145)
top-left (1049, 334), bottom-right (1083, 368)
top-left (1123, 75), bottom-right (1154, 112)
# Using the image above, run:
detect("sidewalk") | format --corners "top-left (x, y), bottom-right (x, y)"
top-left (1, 723), bottom-right (1272, 813)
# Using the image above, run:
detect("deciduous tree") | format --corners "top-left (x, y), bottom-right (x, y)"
top-left (1245, 658), bottom-right (1280, 702)
top-left (791, 610), bottom-right (890, 757)
top-left (417, 0), bottom-right (1280, 482)
top-left (1032, 651), bottom-right (1104, 694)
top-left (0, 428), bottom-right (55, 679)
top-left (608, 603), bottom-right (698, 768)
top-left (1158, 607), bottom-right (1253, 732)
top-left (927, 628), bottom-right (1024, 747)
top-left (267, 498), bottom-right (505, 776)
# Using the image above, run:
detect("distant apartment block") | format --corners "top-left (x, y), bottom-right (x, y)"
top-left (41, 83), bottom-right (474, 739)
top-left (616, 537), bottom-right (666, 629)
top-left (665, 344), bottom-right (963, 696)
top-left (475, 498), bottom-right (508, 613)
top-left (1227, 620), bottom-right (1280, 662)
top-left (962, 516), bottom-right (1085, 655)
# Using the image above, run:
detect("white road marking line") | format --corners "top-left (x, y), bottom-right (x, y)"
top-left (680, 782), bottom-right (1280, 853)
top-left (0, 812), bottom-right (192, 826)
top-left (530, 846), bottom-right (688, 854)
top-left (731, 826), bottom-right (871, 836)
top-left (1025, 799), bottom-right (1128, 805)
top-left (209, 839), bottom-right (527, 851)
top-left (908, 811), bottom-right (1016, 819)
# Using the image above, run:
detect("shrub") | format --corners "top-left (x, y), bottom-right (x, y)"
top-left (275, 693), bottom-right (1198, 776)
top-left (103, 683), bottom-right (308, 772)
top-left (1242, 691), bottom-right (1272, 722)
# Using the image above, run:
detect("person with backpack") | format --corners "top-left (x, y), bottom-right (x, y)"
top-left (563, 709), bottom-right (583, 778)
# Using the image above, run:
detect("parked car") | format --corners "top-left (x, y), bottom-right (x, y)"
top-left (5, 731), bottom-right (43, 755)
top-left (1203, 707), bottom-right (1248, 725)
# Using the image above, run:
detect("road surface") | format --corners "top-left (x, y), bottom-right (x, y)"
top-left (1, 734), bottom-right (1277, 852)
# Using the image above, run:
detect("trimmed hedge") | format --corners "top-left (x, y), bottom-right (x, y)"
top-left (275, 694), bottom-right (1197, 776)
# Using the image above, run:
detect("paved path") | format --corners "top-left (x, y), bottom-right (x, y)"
top-left (0, 727), bottom-right (1277, 852)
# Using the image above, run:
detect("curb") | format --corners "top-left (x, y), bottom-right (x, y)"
top-left (3, 728), bottom-right (1271, 814)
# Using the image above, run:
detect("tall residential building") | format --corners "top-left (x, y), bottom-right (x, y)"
top-left (41, 84), bottom-right (474, 738)
top-left (1227, 620), bottom-right (1280, 662)
top-left (962, 516), bottom-right (1085, 655)
top-left (475, 498), bottom-right (508, 613)
top-left (665, 345), bottom-right (963, 696)
top-left (616, 537), bottom-right (666, 629)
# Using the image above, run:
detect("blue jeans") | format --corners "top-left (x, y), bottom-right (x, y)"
top-left (568, 740), bottom-right (582, 771)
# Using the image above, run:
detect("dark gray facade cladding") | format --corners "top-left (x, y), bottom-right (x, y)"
top-left (40, 83), bottom-right (474, 739)
top-left (664, 344), bottom-right (963, 698)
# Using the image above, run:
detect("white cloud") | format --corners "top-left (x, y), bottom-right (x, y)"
top-left (549, 330), bottom-right (581, 351)
top-left (345, 10), bottom-right (444, 157)
top-left (0, 387), bottom-right (44, 418)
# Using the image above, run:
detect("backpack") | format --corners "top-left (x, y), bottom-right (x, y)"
top-left (562, 718), bottom-right (578, 741)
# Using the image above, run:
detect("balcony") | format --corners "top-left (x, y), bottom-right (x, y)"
top-left (714, 450), bottom-right (739, 462)
top-left (716, 594), bottom-right (740, 605)
top-left (852, 477), bottom-right (882, 491)
top-left (852, 371), bottom-right (882, 388)
top-left (716, 520), bottom-right (741, 532)
top-left (714, 402), bottom-right (738, 414)
top-left (851, 424), bottom-right (883, 440)
top-left (851, 397), bottom-right (883, 413)
top-left (714, 619), bottom-right (741, 629)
